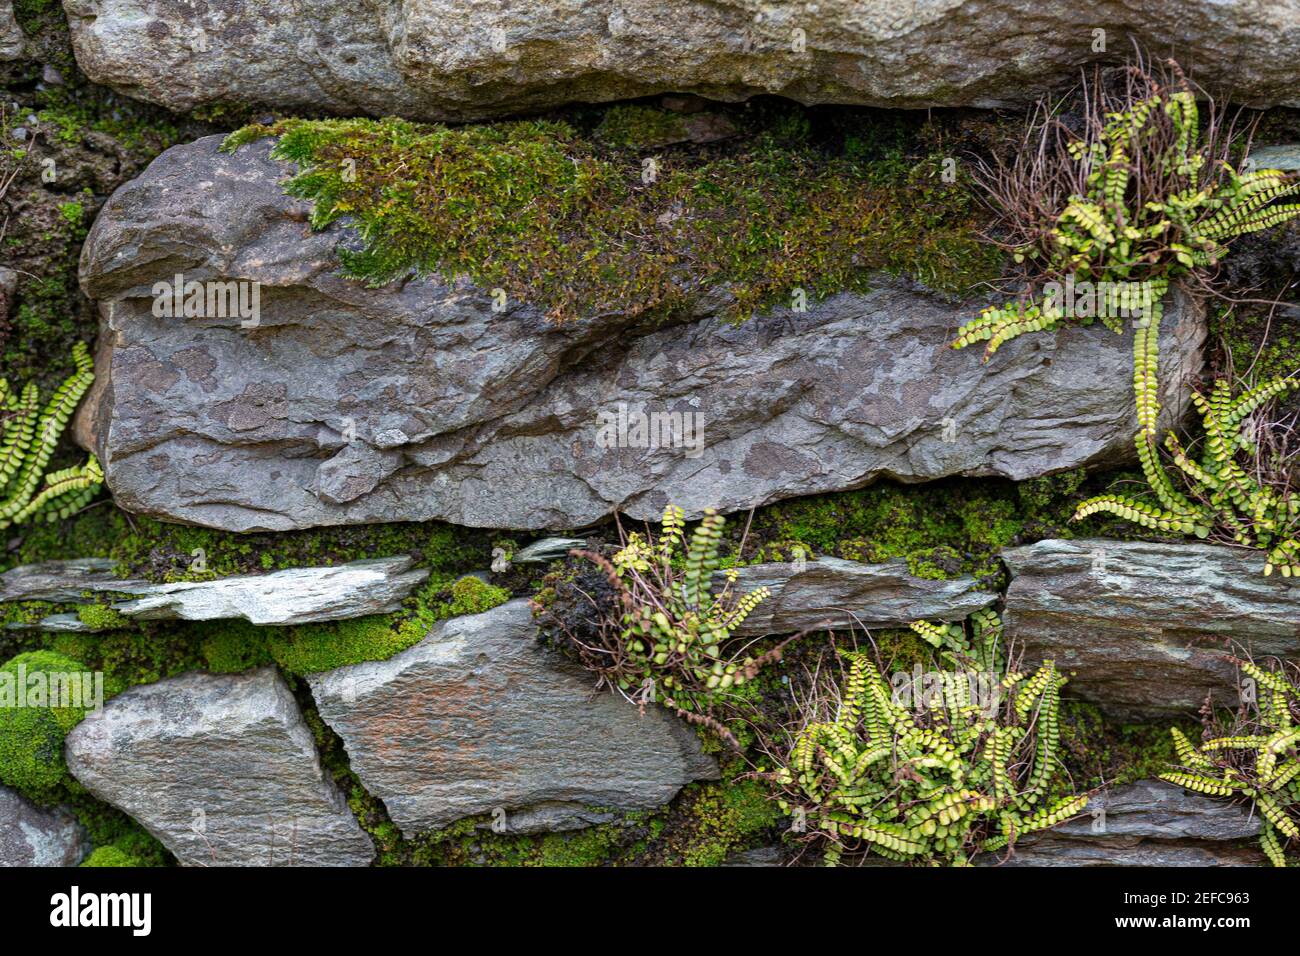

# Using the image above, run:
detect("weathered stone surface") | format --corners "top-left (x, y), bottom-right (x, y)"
top-left (65, 667), bottom-right (374, 866)
top-left (77, 135), bottom-right (1204, 533)
top-left (990, 780), bottom-right (1265, 866)
top-left (0, 1), bottom-right (23, 62)
top-left (0, 786), bottom-right (89, 866)
top-left (1243, 144), bottom-right (1300, 173)
top-left (475, 804), bottom-right (617, 836)
top-left (308, 599), bottom-right (719, 836)
top-left (728, 557), bottom-right (995, 635)
top-left (0, 557), bottom-right (143, 603)
top-left (61, 0), bottom-right (1300, 121)
top-left (1, 556), bottom-right (428, 628)
top-left (1004, 538), bottom-right (1300, 718)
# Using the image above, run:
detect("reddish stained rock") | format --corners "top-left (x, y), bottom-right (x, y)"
top-left (308, 599), bottom-right (719, 835)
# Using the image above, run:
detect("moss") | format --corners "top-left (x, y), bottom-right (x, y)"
top-left (905, 544), bottom-right (963, 580)
top-left (222, 109), bottom-right (1000, 326)
top-left (198, 628), bottom-right (276, 673)
top-left (595, 104), bottom-right (688, 148)
top-left (195, 573), bottom-right (510, 678)
top-left (657, 777), bottom-right (780, 866)
top-left (1, 599), bottom-right (56, 630)
top-left (259, 613), bottom-right (432, 677)
top-left (74, 603), bottom-right (132, 632)
top-left (736, 478), bottom-right (1040, 588)
top-left (447, 575), bottom-right (510, 615)
top-left (79, 846), bottom-right (140, 867)
top-left (0, 505), bottom-right (496, 583)
top-left (1056, 701), bottom-right (1192, 797)
top-left (535, 825), bottom-right (626, 867)
top-left (1208, 301), bottom-right (1300, 388)
top-left (0, 650), bottom-right (99, 800)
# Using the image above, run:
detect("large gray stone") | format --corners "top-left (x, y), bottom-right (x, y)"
top-left (728, 557), bottom-right (995, 635)
top-left (65, 667), bottom-right (374, 866)
top-left (77, 135), bottom-right (1204, 533)
top-left (308, 599), bottom-right (719, 836)
top-left (1, 556), bottom-right (429, 628)
top-left (60, 0), bottom-right (1300, 121)
top-left (991, 780), bottom-right (1265, 866)
top-left (1004, 538), bottom-right (1300, 718)
top-left (0, 786), bottom-right (89, 866)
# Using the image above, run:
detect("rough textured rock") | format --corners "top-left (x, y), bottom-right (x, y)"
top-left (0, 1), bottom-right (23, 62)
top-left (475, 804), bottom-right (617, 836)
top-left (1004, 538), bottom-right (1300, 718)
top-left (1, 556), bottom-right (428, 627)
top-left (77, 135), bottom-right (1204, 533)
top-left (65, 667), bottom-right (374, 866)
top-left (728, 557), bottom-right (995, 634)
top-left (61, 0), bottom-right (1300, 120)
top-left (0, 557), bottom-right (142, 603)
top-left (0, 786), bottom-right (90, 866)
top-left (308, 599), bottom-right (719, 836)
top-left (990, 780), bottom-right (1264, 866)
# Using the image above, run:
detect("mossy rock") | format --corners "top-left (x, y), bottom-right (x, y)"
top-left (0, 650), bottom-right (98, 799)
top-left (221, 109), bottom-right (1000, 327)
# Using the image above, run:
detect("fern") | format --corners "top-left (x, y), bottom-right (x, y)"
top-left (768, 614), bottom-right (1087, 865)
top-left (1074, 376), bottom-right (1300, 576)
top-left (0, 343), bottom-right (102, 529)
top-left (1161, 660), bottom-right (1300, 866)
top-left (537, 505), bottom-right (784, 746)
top-left (952, 65), bottom-right (1300, 376)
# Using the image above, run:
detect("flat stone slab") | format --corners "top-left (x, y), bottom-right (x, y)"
top-left (990, 780), bottom-right (1265, 866)
top-left (1243, 144), bottom-right (1300, 173)
top-left (1, 556), bottom-right (428, 628)
top-left (65, 667), bottom-right (374, 866)
top-left (308, 599), bottom-right (719, 836)
top-left (1004, 538), bottom-right (1300, 717)
top-left (76, 135), bottom-right (1203, 533)
top-left (0, 557), bottom-right (144, 603)
top-left (728, 557), bottom-right (996, 634)
top-left (0, 786), bottom-right (90, 866)
top-left (61, 0), bottom-right (1300, 121)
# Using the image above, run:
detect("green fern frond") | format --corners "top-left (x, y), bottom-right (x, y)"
top-left (0, 343), bottom-right (102, 530)
top-left (1162, 662), bottom-right (1300, 866)
top-left (771, 614), bottom-right (1085, 865)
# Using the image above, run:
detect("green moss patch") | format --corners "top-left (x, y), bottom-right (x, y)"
top-left (219, 573), bottom-right (510, 676)
top-left (79, 846), bottom-right (139, 867)
top-left (0, 650), bottom-right (106, 800)
top-left (222, 107), bottom-right (1000, 324)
